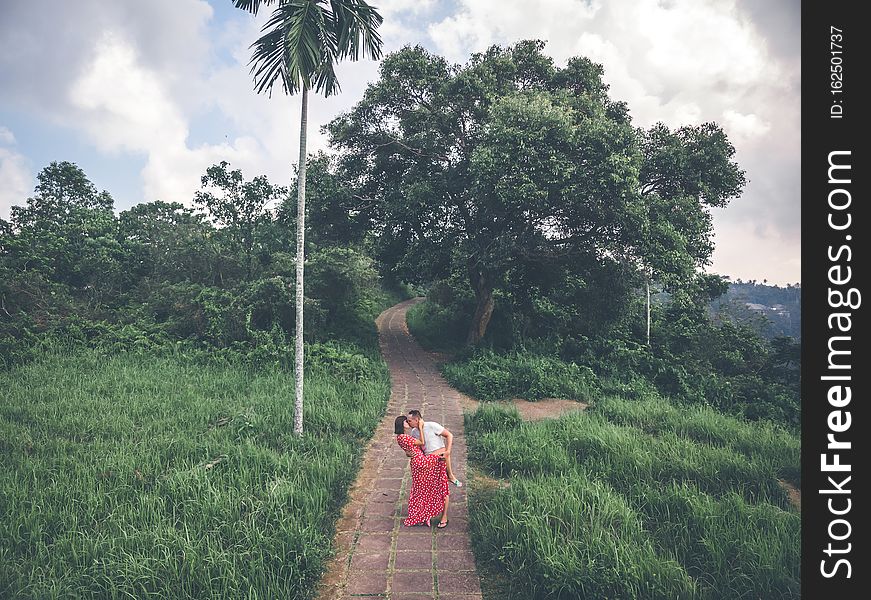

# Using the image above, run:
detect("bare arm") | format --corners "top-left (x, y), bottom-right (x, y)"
top-left (440, 429), bottom-right (453, 454)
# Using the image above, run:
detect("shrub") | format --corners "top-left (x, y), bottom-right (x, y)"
top-left (443, 349), bottom-right (600, 402)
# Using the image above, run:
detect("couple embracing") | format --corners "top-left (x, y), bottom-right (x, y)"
top-left (393, 410), bottom-right (462, 529)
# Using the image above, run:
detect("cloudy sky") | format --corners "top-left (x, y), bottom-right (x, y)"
top-left (0, 0), bottom-right (800, 284)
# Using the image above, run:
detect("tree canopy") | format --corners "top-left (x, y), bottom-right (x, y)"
top-left (327, 40), bottom-right (745, 344)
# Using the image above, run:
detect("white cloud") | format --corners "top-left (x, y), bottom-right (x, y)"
top-left (722, 110), bottom-right (772, 146)
top-left (69, 32), bottom-right (189, 154)
top-left (0, 126), bottom-right (15, 145)
top-left (709, 214), bottom-right (800, 285)
top-left (0, 130), bottom-right (33, 220)
top-left (47, 0), bottom-right (427, 207)
top-left (63, 21), bottom-right (296, 207)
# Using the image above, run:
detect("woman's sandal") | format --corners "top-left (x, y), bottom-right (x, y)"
top-left (437, 520), bottom-right (449, 529)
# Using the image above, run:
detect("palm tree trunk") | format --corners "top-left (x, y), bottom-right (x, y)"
top-left (294, 85), bottom-right (308, 436)
top-left (646, 273), bottom-right (651, 346)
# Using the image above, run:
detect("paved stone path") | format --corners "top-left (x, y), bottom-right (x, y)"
top-left (316, 298), bottom-right (482, 600)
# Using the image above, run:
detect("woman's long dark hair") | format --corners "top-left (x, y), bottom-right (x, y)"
top-left (394, 415), bottom-right (407, 435)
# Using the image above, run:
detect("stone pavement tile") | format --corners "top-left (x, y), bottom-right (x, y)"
top-left (442, 514), bottom-right (468, 526)
top-left (367, 488), bottom-right (401, 504)
top-left (436, 518), bottom-right (468, 534)
top-left (449, 491), bottom-right (468, 504)
top-left (391, 571), bottom-right (436, 595)
top-left (394, 550), bottom-right (433, 570)
top-left (380, 466), bottom-right (407, 478)
top-left (437, 594), bottom-right (483, 600)
top-left (359, 516), bottom-right (397, 533)
top-left (396, 524), bottom-right (433, 536)
top-left (437, 571), bottom-right (483, 595)
top-left (396, 532), bottom-right (432, 552)
top-left (368, 501), bottom-right (399, 517)
top-left (434, 550), bottom-right (477, 571)
top-left (378, 476), bottom-right (405, 484)
top-left (346, 570), bottom-right (388, 595)
top-left (349, 550), bottom-right (390, 572)
top-left (356, 533), bottom-right (392, 552)
top-left (383, 458), bottom-right (410, 470)
top-left (390, 594), bottom-right (435, 600)
top-left (434, 534), bottom-right (473, 553)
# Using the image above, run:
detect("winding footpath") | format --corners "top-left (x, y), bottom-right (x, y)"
top-left (316, 299), bottom-right (482, 600)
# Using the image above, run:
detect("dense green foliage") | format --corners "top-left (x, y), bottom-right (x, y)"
top-left (0, 159), bottom-right (404, 598)
top-left (442, 349), bottom-right (600, 403)
top-left (0, 160), bottom-right (403, 369)
top-left (328, 40), bottom-right (744, 343)
top-left (327, 38), bottom-right (797, 429)
top-left (407, 281), bottom-right (800, 428)
top-left (0, 349), bottom-right (389, 599)
top-left (465, 402), bottom-right (800, 599)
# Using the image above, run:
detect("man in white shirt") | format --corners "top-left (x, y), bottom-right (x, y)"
top-left (406, 409), bottom-right (462, 488)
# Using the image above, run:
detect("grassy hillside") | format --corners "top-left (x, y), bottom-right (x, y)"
top-left (0, 348), bottom-right (390, 599)
top-left (465, 399), bottom-right (800, 599)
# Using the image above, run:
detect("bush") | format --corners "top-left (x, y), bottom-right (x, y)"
top-left (463, 403), bottom-right (523, 434)
top-left (443, 349), bottom-right (600, 402)
top-left (405, 293), bottom-right (469, 352)
top-left (307, 341), bottom-right (376, 383)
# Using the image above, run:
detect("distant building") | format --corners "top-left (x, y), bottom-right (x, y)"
top-left (745, 302), bottom-right (791, 321)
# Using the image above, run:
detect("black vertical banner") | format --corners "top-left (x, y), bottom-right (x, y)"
top-left (802, 3), bottom-right (868, 597)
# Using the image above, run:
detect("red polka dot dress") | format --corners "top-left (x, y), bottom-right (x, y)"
top-left (396, 433), bottom-right (449, 526)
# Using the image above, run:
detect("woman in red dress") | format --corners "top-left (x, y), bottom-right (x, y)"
top-left (394, 416), bottom-right (450, 527)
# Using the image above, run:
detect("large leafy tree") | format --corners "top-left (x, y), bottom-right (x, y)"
top-left (233, 0), bottom-right (383, 434)
top-left (328, 41), bottom-right (745, 346)
top-left (281, 152), bottom-right (370, 249)
top-left (627, 122), bottom-right (745, 343)
top-left (328, 42), bottom-right (626, 343)
top-left (1, 161), bottom-right (122, 317)
top-left (194, 161), bottom-right (287, 282)
top-left (118, 201), bottom-right (214, 288)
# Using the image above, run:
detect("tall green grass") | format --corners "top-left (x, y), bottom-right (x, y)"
top-left (0, 348), bottom-right (390, 599)
top-left (442, 349), bottom-right (600, 402)
top-left (473, 474), bottom-right (696, 599)
top-left (593, 396), bottom-right (800, 486)
top-left (466, 401), bottom-right (800, 599)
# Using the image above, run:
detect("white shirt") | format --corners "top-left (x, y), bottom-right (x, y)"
top-left (411, 421), bottom-right (445, 455)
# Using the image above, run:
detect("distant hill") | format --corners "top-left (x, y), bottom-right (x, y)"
top-left (711, 281), bottom-right (801, 340)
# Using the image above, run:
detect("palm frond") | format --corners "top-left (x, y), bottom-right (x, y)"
top-left (232, 0), bottom-right (278, 16)
top-left (329, 0), bottom-right (384, 61)
top-left (249, 1), bottom-right (326, 96)
top-left (313, 58), bottom-right (340, 96)
top-left (245, 0), bottom-right (383, 97)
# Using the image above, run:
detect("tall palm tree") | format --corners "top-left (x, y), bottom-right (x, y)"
top-left (233, 0), bottom-right (383, 435)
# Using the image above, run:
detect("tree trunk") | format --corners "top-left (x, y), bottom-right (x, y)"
top-left (293, 86), bottom-right (308, 436)
top-left (466, 264), bottom-right (494, 346)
